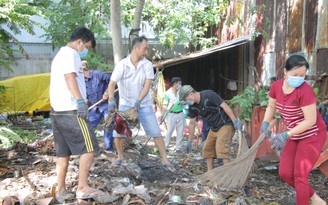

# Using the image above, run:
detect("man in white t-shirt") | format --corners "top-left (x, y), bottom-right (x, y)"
top-left (50, 26), bottom-right (103, 202)
top-left (106, 36), bottom-right (175, 172)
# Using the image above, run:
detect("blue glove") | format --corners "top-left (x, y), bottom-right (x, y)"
top-left (186, 141), bottom-right (192, 153)
top-left (318, 102), bottom-right (326, 112)
top-left (76, 99), bottom-right (89, 120)
top-left (269, 132), bottom-right (289, 150)
top-left (108, 98), bottom-right (117, 113)
top-left (233, 119), bottom-right (244, 131)
top-left (134, 100), bottom-right (141, 112)
top-left (260, 121), bottom-right (272, 138)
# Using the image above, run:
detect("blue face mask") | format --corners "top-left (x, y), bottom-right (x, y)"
top-left (177, 85), bottom-right (182, 91)
top-left (287, 75), bottom-right (305, 88)
top-left (78, 48), bottom-right (88, 58)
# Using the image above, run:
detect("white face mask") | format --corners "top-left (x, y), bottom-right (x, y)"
top-left (186, 95), bottom-right (194, 105)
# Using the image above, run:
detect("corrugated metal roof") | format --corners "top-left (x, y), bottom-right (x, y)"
top-left (154, 34), bottom-right (257, 69)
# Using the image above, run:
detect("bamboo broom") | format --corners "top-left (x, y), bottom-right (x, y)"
top-left (198, 119), bottom-right (277, 189)
top-left (237, 130), bottom-right (249, 158)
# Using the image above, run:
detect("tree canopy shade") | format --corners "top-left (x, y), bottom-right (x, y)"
top-left (0, 0), bottom-right (43, 72)
top-left (1, 0), bottom-right (231, 72)
top-left (41, 0), bottom-right (230, 50)
top-left (142, 0), bottom-right (229, 49)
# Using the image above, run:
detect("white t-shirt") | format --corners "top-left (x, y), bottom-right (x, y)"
top-left (163, 87), bottom-right (179, 107)
top-left (50, 46), bottom-right (86, 111)
top-left (111, 55), bottom-right (154, 107)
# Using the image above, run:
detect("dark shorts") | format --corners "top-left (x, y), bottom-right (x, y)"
top-left (50, 109), bottom-right (99, 157)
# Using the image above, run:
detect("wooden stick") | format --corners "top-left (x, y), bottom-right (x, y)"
top-left (88, 99), bottom-right (104, 110)
top-left (43, 98), bottom-right (108, 141)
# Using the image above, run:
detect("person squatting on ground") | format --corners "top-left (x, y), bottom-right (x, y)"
top-left (161, 77), bottom-right (185, 152)
top-left (81, 60), bottom-right (115, 153)
top-left (179, 85), bottom-right (244, 171)
top-left (106, 36), bottom-right (175, 172)
top-left (260, 55), bottom-right (327, 205)
top-left (50, 26), bottom-right (104, 202)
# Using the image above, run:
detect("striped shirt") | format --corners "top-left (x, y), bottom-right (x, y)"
top-left (270, 79), bottom-right (326, 139)
top-left (111, 55), bottom-right (154, 108)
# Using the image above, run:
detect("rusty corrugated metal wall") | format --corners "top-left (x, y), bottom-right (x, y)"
top-left (218, 0), bottom-right (328, 84)
top-left (286, 0), bottom-right (303, 52)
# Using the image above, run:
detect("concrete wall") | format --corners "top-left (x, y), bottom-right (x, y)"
top-left (0, 39), bottom-right (189, 80)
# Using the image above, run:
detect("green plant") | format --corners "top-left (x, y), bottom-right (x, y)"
top-left (229, 86), bottom-right (269, 123)
top-left (0, 127), bottom-right (22, 148)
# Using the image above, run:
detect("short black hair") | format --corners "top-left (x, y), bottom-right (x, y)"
top-left (285, 55), bottom-right (309, 71)
top-left (132, 36), bottom-right (148, 48)
top-left (171, 77), bottom-right (181, 84)
top-left (270, 76), bottom-right (277, 81)
top-left (69, 26), bottom-right (96, 48)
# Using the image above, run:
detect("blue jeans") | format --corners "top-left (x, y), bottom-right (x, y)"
top-left (88, 108), bottom-right (114, 151)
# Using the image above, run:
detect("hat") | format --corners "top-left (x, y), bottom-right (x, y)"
top-left (81, 60), bottom-right (88, 70)
top-left (179, 85), bottom-right (194, 101)
top-left (171, 77), bottom-right (182, 84)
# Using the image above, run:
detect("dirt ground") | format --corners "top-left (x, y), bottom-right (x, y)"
top-left (0, 127), bottom-right (327, 205)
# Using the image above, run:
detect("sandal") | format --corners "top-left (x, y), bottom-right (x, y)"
top-left (76, 188), bottom-right (104, 200)
top-left (55, 191), bottom-right (74, 203)
top-left (113, 159), bottom-right (124, 166)
top-left (161, 163), bottom-right (176, 172)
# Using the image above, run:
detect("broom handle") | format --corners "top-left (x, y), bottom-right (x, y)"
top-left (252, 118), bottom-right (278, 148)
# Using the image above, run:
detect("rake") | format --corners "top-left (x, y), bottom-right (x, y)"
top-left (198, 119), bottom-right (277, 189)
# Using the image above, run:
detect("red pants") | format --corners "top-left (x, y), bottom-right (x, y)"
top-left (279, 130), bottom-right (327, 205)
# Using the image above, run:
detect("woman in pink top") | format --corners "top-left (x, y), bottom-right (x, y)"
top-left (260, 55), bottom-right (327, 205)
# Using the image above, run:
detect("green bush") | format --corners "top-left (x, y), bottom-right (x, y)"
top-left (229, 86), bottom-right (269, 123)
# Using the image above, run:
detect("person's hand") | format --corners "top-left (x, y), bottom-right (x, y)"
top-left (186, 141), bottom-right (192, 153)
top-left (76, 99), bottom-right (89, 120)
top-left (233, 119), bottom-right (244, 131)
top-left (134, 100), bottom-right (141, 112)
top-left (160, 115), bottom-right (165, 124)
top-left (269, 132), bottom-right (289, 150)
top-left (102, 92), bottom-right (109, 101)
top-left (178, 101), bottom-right (186, 106)
top-left (260, 121), bottom-right (272, 138)
top-left (108, 98), bottom-right (117, 113)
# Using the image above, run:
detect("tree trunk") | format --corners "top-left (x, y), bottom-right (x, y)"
top-left (111, 0), bottom-right (124, 64)
top-left (132, 0), bottom-right (145, 32)
top-left (129, 0), bottom-right (145, 48)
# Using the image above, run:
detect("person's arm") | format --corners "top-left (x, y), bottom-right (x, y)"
top-left (188, 117), bottom-right (196, 142)
top-left (263, 97), bottom-right (276, 122)
top-left (101, 72), bottom-right (111, 84)
top-left (138, 78), bottom-right (152, 101)
top-left (220, 101), bottom-right (237, 122)
top-left (287, 103), bottom-right (317, 137)
top-left (162, 94), bottom-right (169, 115)
top-left (107, 80), bottom-right (117, 99)
top-left (64, 73), bottom-right (83, 100)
